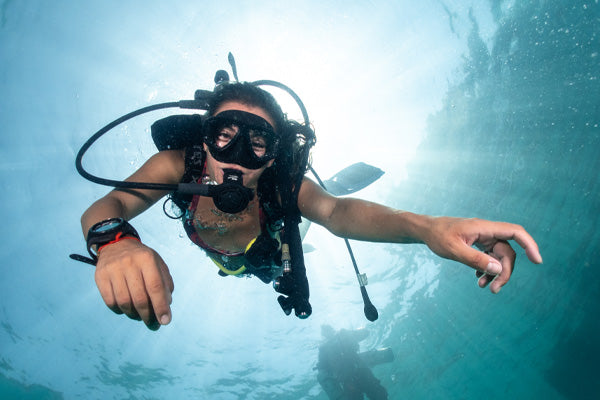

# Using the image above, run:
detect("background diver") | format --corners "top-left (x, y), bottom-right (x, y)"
top-left (317, 325), bottom-right (393, 400)
top-left (75, 71), bottom-right (543, 330)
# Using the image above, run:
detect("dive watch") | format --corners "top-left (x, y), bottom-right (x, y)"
top-left (86, 217), bottom-right (140, 259)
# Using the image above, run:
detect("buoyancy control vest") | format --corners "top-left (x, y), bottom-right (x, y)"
top-left (151, 113), bottom-right (312, 318)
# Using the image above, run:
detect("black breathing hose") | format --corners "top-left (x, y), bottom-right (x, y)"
top-left (75, 100), bottom-right (209, 192)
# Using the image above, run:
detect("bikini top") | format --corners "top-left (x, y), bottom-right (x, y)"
top-left (176, 145), bottom-right (283, 283)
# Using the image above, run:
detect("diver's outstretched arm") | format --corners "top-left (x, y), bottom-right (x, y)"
top-left (80, 150), bottom-right (185, 330)
top-left (297, 178), bottom-right (542, 293)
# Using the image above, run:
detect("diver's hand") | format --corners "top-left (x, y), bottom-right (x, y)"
top-left (94, 239), bottom-right (174, 330)
top-left (422, 217), bottom-right (542, 293)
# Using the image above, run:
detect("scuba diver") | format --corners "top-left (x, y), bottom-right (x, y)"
top-left (317, 325), bottom-right (393, 400)
top-left (73, 57), bottom-right (543, 330)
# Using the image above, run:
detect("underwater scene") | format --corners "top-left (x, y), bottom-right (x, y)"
top-left (0, 0), bottom-right (598, 399)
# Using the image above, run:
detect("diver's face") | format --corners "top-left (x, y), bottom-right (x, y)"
top-left (203, 101), bottom-right (276, 189)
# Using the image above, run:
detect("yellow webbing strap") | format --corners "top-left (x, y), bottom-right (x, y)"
top-left (210, 237), bottom-right (258, 276)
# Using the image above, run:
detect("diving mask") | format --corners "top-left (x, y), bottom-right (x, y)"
top-left (203, 110), bottom-right (280, 170)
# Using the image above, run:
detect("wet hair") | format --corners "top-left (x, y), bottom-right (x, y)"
top-left (207, 82), bottom-right (286, 133)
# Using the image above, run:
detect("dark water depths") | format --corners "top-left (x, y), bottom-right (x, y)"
top-left (393, 1), bottom-right (599, 398)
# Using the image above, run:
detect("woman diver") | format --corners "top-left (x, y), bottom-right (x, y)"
top-left (78, 81), bottom-right (542, 331)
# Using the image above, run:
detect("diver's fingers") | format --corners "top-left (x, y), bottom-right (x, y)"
top-left (488, 241), bottom-right (516, 294)
top-left (486, 222), bottom-right (542, 264)
top-left (126, 267), bottom-right (160, 330)
top-left (477, 272), bottom-right (495, 288)
top-left (160, 260), bottom-right (175, 297)
top-left (110, 271), bottom-right (141, 321)
top-left (95, 273), bottom-right (123, 315)
top-left (142, 255), bottom-right (172, 327)
top-left (452, 241), bottom-right (504, 276)
top-left (95, 262), bottom-right (134, 316)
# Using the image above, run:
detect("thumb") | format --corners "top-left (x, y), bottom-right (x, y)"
top-left (453, 245), bottom-right (503, 275)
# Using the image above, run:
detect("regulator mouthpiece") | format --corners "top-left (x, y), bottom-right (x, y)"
top-left (211, 169), bottom-right (254, 214)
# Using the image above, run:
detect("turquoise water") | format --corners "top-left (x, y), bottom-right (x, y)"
top-left (1, 1), bottom-right (598, 399)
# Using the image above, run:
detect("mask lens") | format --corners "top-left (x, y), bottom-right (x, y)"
top-left (204, 110), bottom-right (279, 168)
top-left (249, 128), bottom-right (277, 158)
top-left (212, 122), bottom-right (239, 149)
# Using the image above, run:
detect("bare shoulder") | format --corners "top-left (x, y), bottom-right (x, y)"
top-left (127, 149), bottom-right (186, 184)
top-left (298, 177), bottom-right (325, 200)
top-left (297, 177), bottom-right (337, 223)
top-left (151, 149), bottom-right (185, 167)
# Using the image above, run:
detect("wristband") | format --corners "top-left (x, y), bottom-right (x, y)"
top-left (97, 232), bottom-right (141, 254)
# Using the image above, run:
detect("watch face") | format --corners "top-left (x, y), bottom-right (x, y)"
top-left (93, 218), bottom-right (123, 233)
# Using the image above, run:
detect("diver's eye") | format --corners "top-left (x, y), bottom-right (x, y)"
top-left (215, 124), bottom-right (239, 148)
top-left (249, 130), bottom-right (268, 157)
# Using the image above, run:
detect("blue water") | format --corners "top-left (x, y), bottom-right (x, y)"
top-left (1, 1), bottom-right (598, 399)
